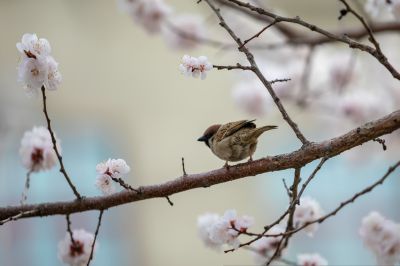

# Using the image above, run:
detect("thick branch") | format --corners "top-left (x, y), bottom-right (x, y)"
top-left (0, 110), bottom-right (399, 221)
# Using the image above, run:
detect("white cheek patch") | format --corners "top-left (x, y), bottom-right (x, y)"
top-left (207, 136), bottom-right (214, 148)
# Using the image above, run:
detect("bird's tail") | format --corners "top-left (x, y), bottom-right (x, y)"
top-left (252, 125), bottom-right (278, 139)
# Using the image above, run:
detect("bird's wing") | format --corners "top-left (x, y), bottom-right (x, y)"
top-left (215, 119), bottom-right (256, 142)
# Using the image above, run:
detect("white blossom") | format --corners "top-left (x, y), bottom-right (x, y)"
top-left (197, 213), bottom-right (221, 250)
top-left (365, 0), bottom-right (391, 18)
top-left (95, 158), bottom-right (130, 195)
top-left (250, 225), bottom-right (286, 264)
top-left (359, 211), bottom-right (400, 265)
top-left (19, 126), bottom-right (60, 172)
top-left (58, 229), bottom-right (96, 266)
top-left (45, 56), bottom-right (62, 91)
top-left (297, 253), bottom-right (328, 266)
top-left (16, 33), bottom-right (62, 94)
top-left (17, 57), bottom-right (48, 95)
top-left (16, 33), bottom-right (51, 59)
top-left (119, 0), bottom-right (171, 33)
top-left (95, 174), bottom-right (115, 195)
top-left (179, 55), bottom-right (212, 80)
top-left (96, 158), bottom-right (130, 178)
top-left (197, 209), bottom-right (254, 250)
top-left (162, 14), bottom-right (206, 50)
top-left (292, 196), bottom-right (323, 237)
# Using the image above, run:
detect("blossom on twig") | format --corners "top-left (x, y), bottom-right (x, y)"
top-left (179, 55), bottom-right (212, 80)
top-left (197, 210), bottom-right (254, 250)
top-left (250, 225), bottom-right (286, 264)
top-left (58, 229), bottom-right (97, 266)
top-left (16, 33), bottom-right (62, 95)
top-left (95, 158), bottom-right (130, 195)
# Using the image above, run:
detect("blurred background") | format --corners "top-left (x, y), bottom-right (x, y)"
top-left (0, 0), bottom-right (399, 265)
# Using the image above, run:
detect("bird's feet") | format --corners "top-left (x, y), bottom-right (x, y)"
top-left (247, 156), bottom-right (253, 162)
top-left (224, 161), bottom-right (230, 169)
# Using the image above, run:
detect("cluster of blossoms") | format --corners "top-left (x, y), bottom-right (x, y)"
top-left (118, 0), bottom-right (171, 33)
top-left (251, 233), bottom-right (329, 265)
top-left (118, 0), bottom-right (206, 50)
top-left (197, 210), bottom-right (254, 250)
top-left (95, 158), bottom-right (131, 195)
top-left (58, 229), bottom-right (97, 266)
top-left (250, 225), bottom-right (286, 264)
top-left (179, 55), bottom-right (212, 80)
top-left (365, 0), bottom-right (400, 20)
top-left (359, 211), bottom-right (400, 265)
top-left (292, 196), bottom-right (324, 237)
top-left (16, 33), bottom-right (62, 95)
top-left (297, 253), bottom-right (328, 266)
top-left (247, 197), bottom-right (325, 264)
top-left (197, 198), bottom-right (324, 262)
top-left (19, 126), bottom-right (60, 172)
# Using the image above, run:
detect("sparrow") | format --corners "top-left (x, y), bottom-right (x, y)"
top-left (197, 120), bottom-right (277, 167)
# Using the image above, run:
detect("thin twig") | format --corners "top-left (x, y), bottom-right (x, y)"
top-left (243, 246), bottom-right (297, 266)
top-left (181, 157), bottom-right (187, 176)
top-left (20, 170), bottom-right (33, 205)
top-left (270, 78), bottom-right (291, 84)
top-left (264, 168), bottom-right (301, 265)
top-left (239, 19), bottom-right (280, 48)
top-left (265, 235), bottom-right (286, 266)
top-left (213, 64), bottom-right (254, 71)
top-left (297, 158), bottom-right (328, 201)
top-left (282, 178), bottom-right (292, 198)
top-left (339, 0), bottom-right (382, 53)
top-left (373, 138), bottom-right (387, 151)
top-left (41, 86), bottom-right (82, 200)
top-left (165, 196), bottom-right (174, 206)
top-left (0, 210), bottom-right (37, 226)
top-left (86, 210), bottom-right (104, 266)
top-left (110, 177), bottom-right (140, 193)
top-left (66, 214), bottom-right (76, 244)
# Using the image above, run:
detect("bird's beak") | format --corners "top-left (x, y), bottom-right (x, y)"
top-left (197, 136), bottom-right (207, 142)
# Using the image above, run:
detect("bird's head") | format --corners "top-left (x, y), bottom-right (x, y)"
top-left (197, 124), bottom-right (221, 148)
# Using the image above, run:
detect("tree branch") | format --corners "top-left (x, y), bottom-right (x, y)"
top-left (0, 110), bottom-right (399, 221)
top-left (216, 0), bottom-right (400, 45)
top-left (223, 0), bottom-right (400, 80)
top-left (260, 159), bottom-right (400, 238)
